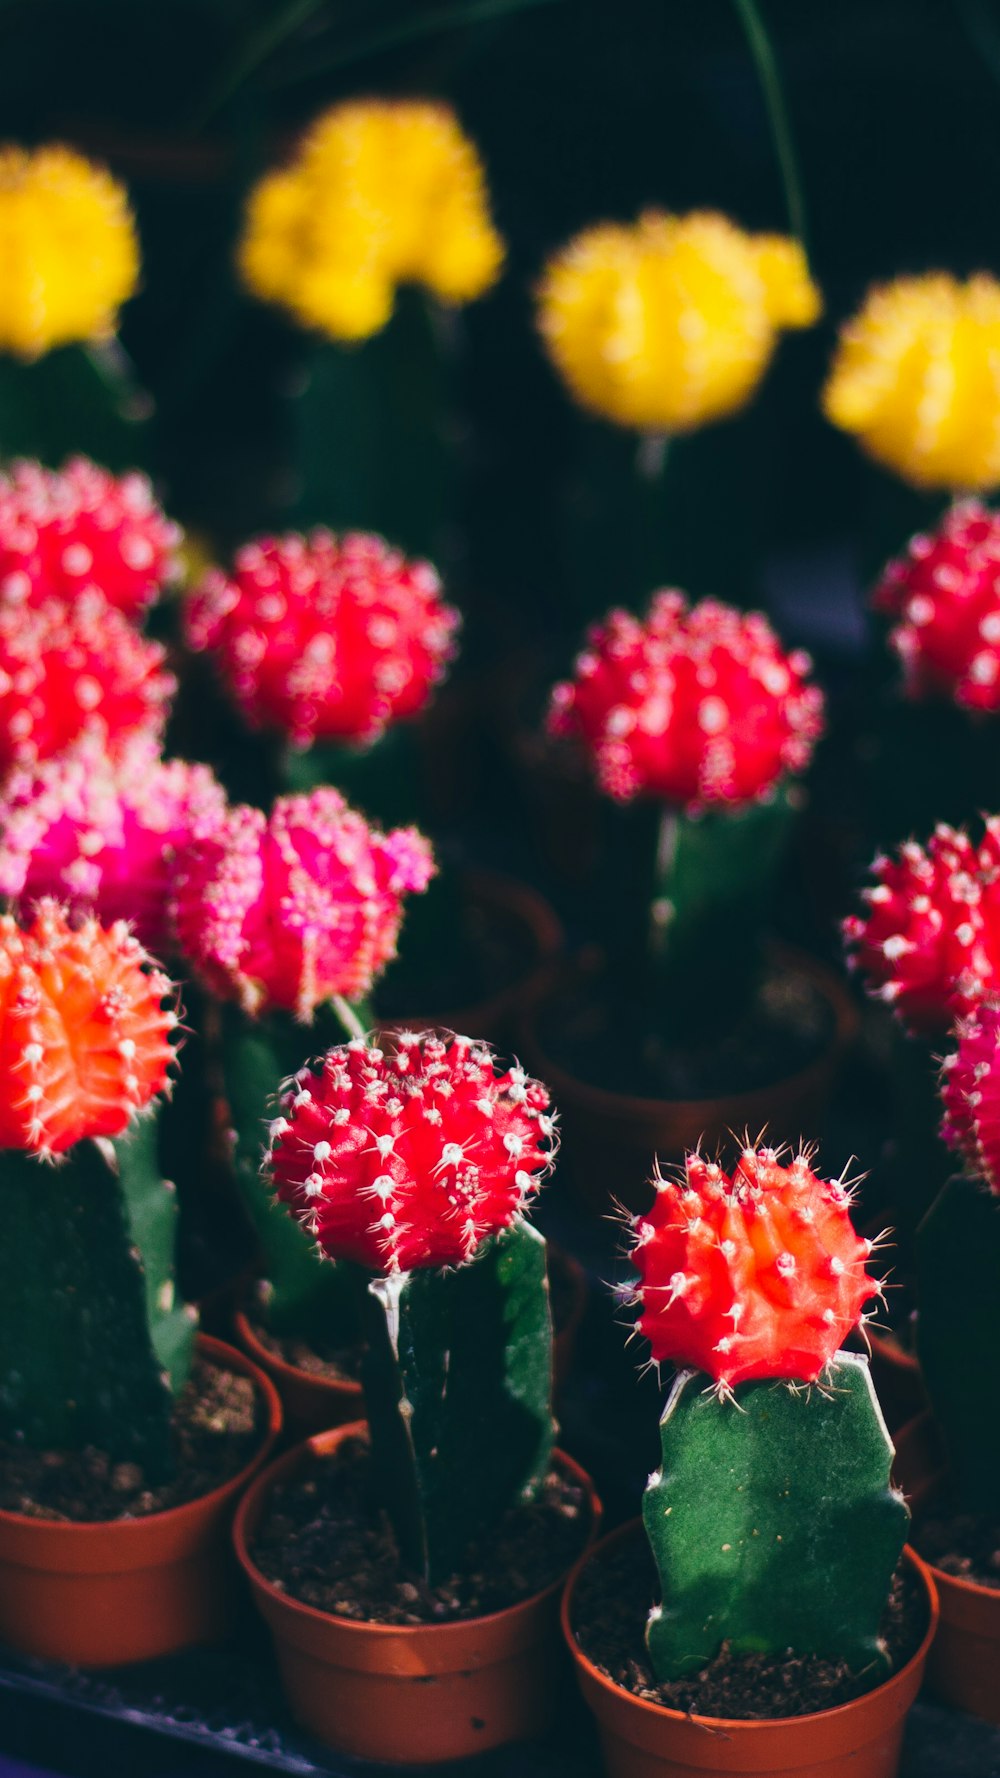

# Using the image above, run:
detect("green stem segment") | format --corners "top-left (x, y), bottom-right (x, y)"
top-left (358, 1222), bottom-right (554, 1584)
top-left (643, 1354), bottom-right (908, 1681)
top-left (729, 0), bottom-right (808, 250)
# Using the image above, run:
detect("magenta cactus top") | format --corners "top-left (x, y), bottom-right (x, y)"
top-left (941, 1002), bottom-right (1000, 1190)
top-left (874, 500), bottom-right (1000, 710)
top-left (267, 1032), bottom-right (557, 1273)
top-left (548, 592), bottom-right (824, 810)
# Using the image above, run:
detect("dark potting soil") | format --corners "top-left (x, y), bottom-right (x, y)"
top-left (250, 1435), bottom-right (591, 1625)
top-left (540, 958), bottom-right (834, 1100)
top-left (249, 1319), bottom-right (362, 1386)
top-left (0, 1355), bottom-right (262, 1523)
top-left (572, 1532), bottom-right (927, 1720)
top-left (915, 1501), bottom-right (1000, 1590)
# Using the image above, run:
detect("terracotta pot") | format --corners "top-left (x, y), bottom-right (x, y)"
top-left (0, 1334), bottom-right (282, 1669)
top-left (232, 1307), bottom-right (363, 1445)
top-left (893, 1410), bottom-right (1000, 1723)
top-left (377, 867), bottom-right (564, 1047)
top-left (233, 1421), bottom-right (601, 1764)
top-left (562, 1522), bottom-right (938, 1778)
top-left (520, 946), bottom-right (859, 1214)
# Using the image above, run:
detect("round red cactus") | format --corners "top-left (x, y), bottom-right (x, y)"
top-left (171, 787), bottom-right (435, 1020)
top-left (940, 1002), bottom-right (1000, 1190)
top-left (0, 592), bottom-right (174, 776)
top-left (0, 457), bottom-right (182, 621)
top-left (184, 530), bottom-right (459, 749)
top-left (874, 501), bottom-right (1000, 710)
top-left (0, 899), bottom-right (178, 1156)
top-left (0, 736), bottom-right (226, 953)
top-left (843, 820), bottom-right (1000, 1036)
top-left (547, 592), bottom-right (824, 809)
top-left (267, 1032), bottom-right (557, 1273)
top-left (628, 1147), bottom-right (879, 1388)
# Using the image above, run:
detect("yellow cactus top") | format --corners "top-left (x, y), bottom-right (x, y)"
top-left (536, 210), bottom-right (820, 433)
top-left (0, 145), bottom-right (139, 362)
top-left (823, 273), bottom-right (1000, 492)
top-left (239, 99), bottom-right (505, 343)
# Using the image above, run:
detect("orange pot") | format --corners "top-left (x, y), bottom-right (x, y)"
top-left (520, 946), bottom-right (859, 1215)
top-left (562, 1522), bottom-right (938, 1778)
top-left (232, 1307), bottom-right (363, 1444)
top-left (0, 1334), bottom-right (282, 1669)
top-left (893, 1410), bottom-right (1000, 1723)
top-left (233, 1420), bottom-right (601, 1764)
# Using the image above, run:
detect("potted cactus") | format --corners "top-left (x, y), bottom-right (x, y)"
top-left (526, 591), bottom-right (853, 1209)
top-left (0, 901), bottom-right (281, 1668)
top-left (233, 1030), bottom-right (599, 1764)
top-left (891, 1003), bottom-right (1000, 1722)
top-left (562, 1142), bottom-right (937, 1778)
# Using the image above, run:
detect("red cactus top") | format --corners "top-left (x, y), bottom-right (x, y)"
top-left (0, 736), bottom-right (226, 954)
top-left (628, 1147), bottom-right (878, 1387)
top-left (843, 821), bottom-right (1000, 1036)
top-left (0, 593), bottom-right (174, 777)
top-left (874, 501), bottom-right (1000, 710)
top-left (170, 787), bottom-right (435, 1021)
top-left (184, 530), bottom-right (460, 749)
top-left (547, 592), bottom-right (824, 809)
top-left (267, 1032), bottom-right (557, 1273)
top-left (0, 457), bottom-right (182, 621)
top-left (0, 900), bottom-right (178, 1156)
top-left (940, 1002), bottom-right (1000, 1190)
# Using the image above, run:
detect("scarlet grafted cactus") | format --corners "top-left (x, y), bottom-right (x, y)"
top-left (843, 821), bottom-right (1000, 1036)
top-left (0, 457), bottom-right (182, 620)
top-left (0, 736), bottom-right (225, 954)
top-left (626, 1143), bottom-right (906, 1684)
top-left (0, 902), bottom-right (192, 1478)
top-left (266, 1033), bottom-right (557, 1581)
top-left (873, 501), bottom-right (1000, 710)
top-left (184, 530), bottom-right (459, 752)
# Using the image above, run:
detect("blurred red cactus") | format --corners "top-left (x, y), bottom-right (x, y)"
top-left (874, 500), bottom-right (1000, 710)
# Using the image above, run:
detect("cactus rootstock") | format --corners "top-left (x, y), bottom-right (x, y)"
top-left (547, 591), bottom-right (824, 809)
top-left (170, 786), bottom-right (434, 1021)
top-left (874, 500), bottom-right (1000, 710)
top-left (0, 899), bottom-right (178, 1155)
top-left (844, 819), bottom-right (1000, 1035)
top-left (267, 1031), bottom-right (558, 1272)
top-left (627, 1147), bottom-right (880, 1388)
top-left (184, 529), bottom-right (459, 749)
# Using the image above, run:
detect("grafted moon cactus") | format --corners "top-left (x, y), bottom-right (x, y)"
top-left (940, 1002), bottom-right (1000, 1188)
top-left (0, 592), bottom-right (174, 775)
top-left (873, 500), bottom-right (1000, 710)
top-left (268, 1032), bottom-right (557, 1272)
top-left (547, 592), bottom-right (824, 809)
top-left (184, 529), bottom-right (459, 750)
top-left (0, 457), bottom-right (182, 620)
top-left (843, 820), bottom-right (1000, 1035)
top-left (628, 1147), bottom-right (879, 1389)
top-left (0, 736), bottom-right (225, 953)
top-left (171, 786), bottom-right (435, 1021)
top-left (0, 901), bottom-right (192, 1479)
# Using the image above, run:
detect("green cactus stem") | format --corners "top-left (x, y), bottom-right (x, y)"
top-left (358, 1220), bottom-right (554, 1584)
top-left (642, 1353), bottom-right (908, 1681)
top-left (916, 1174), bottom-right (1000, 1512)
top-left (0, 1112), bottom-right (194, 1482)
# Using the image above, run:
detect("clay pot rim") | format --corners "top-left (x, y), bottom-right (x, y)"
top-left (233, 1418), bottom-right (602, 1642)
top-left (560, 1518), bottom-right (939, 1734)
top-left (232, 1307), bottom-right (363, 1403)
top-left (521, 942), bottom-right (858, 1124)
top-left (894, 1409), bottom-right (1000, 1604)
top-left (0, 1333), bottom-right (282, 1539)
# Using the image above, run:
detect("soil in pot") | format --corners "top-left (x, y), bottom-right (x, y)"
top-left (249, 1432), bottom-right (590, 1625)
top-left (912, 1500), bottom-right (1000, 1589)
top-left (0, 1350), bottom-right (264, 1523)
top-left (244, 1319), bottom-right (362, 1390)
top-left (571, 1527), bottom-right (929, 1721)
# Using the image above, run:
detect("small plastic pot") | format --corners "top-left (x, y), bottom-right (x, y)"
top-left (561, 1522), bottom-right (938, 1778)
top-left (520, 946), bottom-right (859, 1215)
top-left (233, 1420), bottom-right (602, 1764)
top-left (231, 1307), bottom-right (363, 1444)
top-left (893, 1410), bottom-right (1000, 1724)
top-left (0, 1333), bottom-right (282, 1668)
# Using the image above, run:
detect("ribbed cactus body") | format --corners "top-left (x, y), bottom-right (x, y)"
top-left (642, 1355), bottom-right (908, 1681)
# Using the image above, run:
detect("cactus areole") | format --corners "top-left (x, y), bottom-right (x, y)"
top-left (874, 500), bottom-right (1000, 709)
top-left (547, 592), bottom-right (824, 811)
